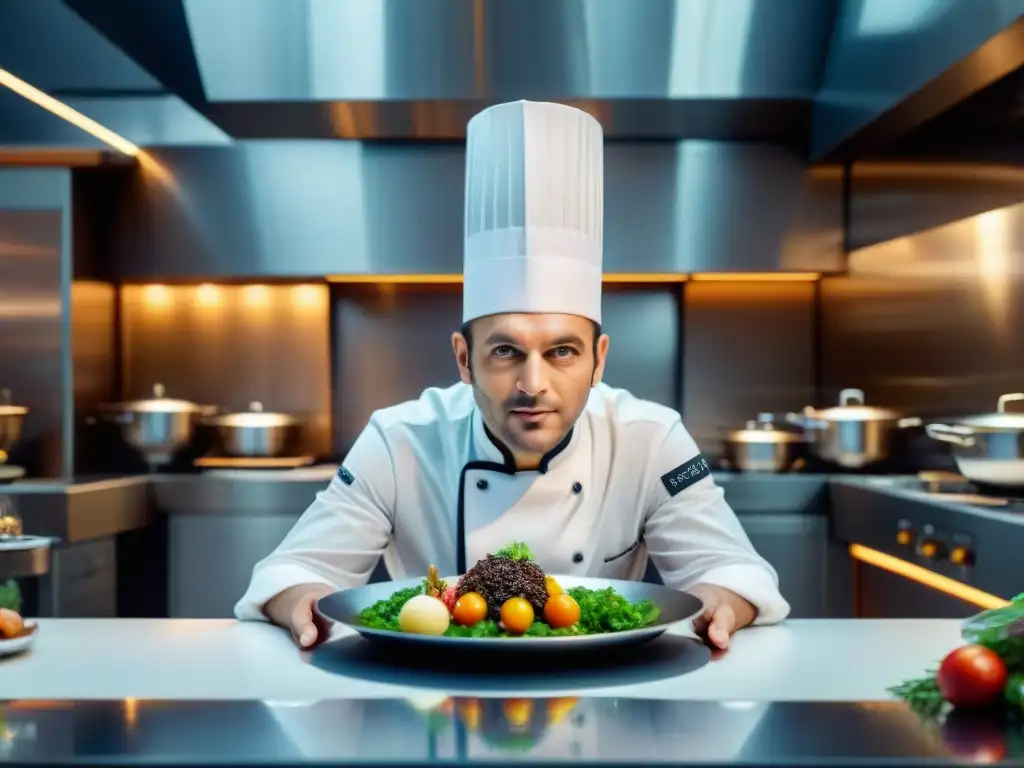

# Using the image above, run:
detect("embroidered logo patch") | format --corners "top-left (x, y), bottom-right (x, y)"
top-left (660, 454), bottom-right (711, 497)
top-left (337, 466), bottom-right (355, 486)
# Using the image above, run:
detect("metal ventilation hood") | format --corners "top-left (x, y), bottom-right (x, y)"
top-left (61, 0), bottom-right (838, 149)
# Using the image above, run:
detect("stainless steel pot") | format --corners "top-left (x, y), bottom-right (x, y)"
top-left (925, 392), bottom-right (1024, 488)
top-left (791, 388), bottom-right (921, 469)
top-left (0, 389), bottom-right (28, 464)
top-left (206, 401), bottom-right (301, 458)
top-left (100, 383), bottom-right (204, 466)
top-left (724, 414), bottom-right (807, 473)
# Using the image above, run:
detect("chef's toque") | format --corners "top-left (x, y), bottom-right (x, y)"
top-left (463, 100), bottom-right (604, 324)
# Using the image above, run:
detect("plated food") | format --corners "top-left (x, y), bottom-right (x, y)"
top-left (0, 580), bottom-right (36, 657)
top-left (357, 542), bottom-right (661, 639)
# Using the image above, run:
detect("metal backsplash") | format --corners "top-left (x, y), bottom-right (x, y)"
top-left (119, 284), bottom-right (332, 456)
top-left (823, 182), bottom-right (1024, 417)
top-left (683, 280), bottom-right (817, 452)
top-left (100, 142), bottom-right (843, 279)
top-left (0, 169), bottom-right (71, 477)
top-left (331, 282), bottom-right (814, 457)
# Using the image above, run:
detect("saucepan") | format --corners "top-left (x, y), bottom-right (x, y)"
top-left (0, 389), bottom-right (28, 464)
top-left (788, 388), bottom-right (921, 469)
top-left (924, 392), bottom-right (1024, 489)
top-left (203, 401), bottom-right (302, 458)
top-left (99, 383), bottom-right (209, 467)
top-left (723, 414), bottom-right (808, 473)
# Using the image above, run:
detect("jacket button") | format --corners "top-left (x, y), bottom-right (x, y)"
top-left (476, 479), bottom-right (488, 490)
top-left (572, 481), bottom-right (583, 494)
top-left (572, 552), bottom-right (584, 564)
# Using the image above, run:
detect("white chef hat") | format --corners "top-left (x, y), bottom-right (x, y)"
top-left (463, 100), bottom-right (604, 324)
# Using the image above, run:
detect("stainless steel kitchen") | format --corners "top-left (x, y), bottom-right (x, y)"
top-left (3, 1), bottom-right (1024, 765)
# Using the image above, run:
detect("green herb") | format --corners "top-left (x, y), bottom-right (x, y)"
top-left (960, 595), bottom-right (1024, 670)
top-left (495, 542), bottom-right (534, 562)
top-left (887, 672), bottom-right (947, 719)
top-left (357, 585), bottom-right (422, 630)
top-left (568, 586), bottom-right (660, 632)
top-left (0, 580), bottom-right (21, 613)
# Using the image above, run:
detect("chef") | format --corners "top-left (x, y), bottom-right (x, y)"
top-left (235, 100), bottom-right (790, 650)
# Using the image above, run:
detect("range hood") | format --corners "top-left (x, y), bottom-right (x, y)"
top-left (62, 0), bottom-right (837, 149)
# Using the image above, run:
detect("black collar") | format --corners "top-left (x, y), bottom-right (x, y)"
top-left (481, 424), bottom-right (574, 474)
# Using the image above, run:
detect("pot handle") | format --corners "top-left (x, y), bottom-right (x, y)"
top-left (839, 388), bottom-right (865, 406)
top-left (925, 423), bottom-right (976, 448)
top-left (998, 393), bottom-right (1024, 413)
top-left (897, 417), bottom-right (922, 428)
top-left (784, 409), bottom-right (825, 430)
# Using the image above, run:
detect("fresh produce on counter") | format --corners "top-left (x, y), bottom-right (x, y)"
top-left (891, 593), bottom-right (1024, 717)
top-left (358, 541), bottom-right (660, 638)
top-left (0, 580), bottom-right (28, 641)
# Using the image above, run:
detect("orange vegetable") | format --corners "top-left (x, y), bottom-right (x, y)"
top-left (500, 597), bottom-right (534, 635)
top-left (545, 575), bottom-right (563, 596)
top-left (0, 608), bottom-right (24, 639)
top-left (543, 593), bottom-right (580, 629)
top-left (452, 592), bottom-right (488, 626)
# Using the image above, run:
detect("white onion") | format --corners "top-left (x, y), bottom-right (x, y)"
top-left (398, 594), bottom-right (450, 635)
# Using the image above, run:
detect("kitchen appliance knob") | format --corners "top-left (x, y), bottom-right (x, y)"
top-left (917, 539), bottom-right (945, 559)
top-left (949, 546), bottom-right (973, 566)
top-left (896, 529), bottom-right (913, 546)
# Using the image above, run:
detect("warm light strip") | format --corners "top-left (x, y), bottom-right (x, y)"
top-left (325, 273), bottom-right (823, 285)
top-left (688, 272), bottom-right (821, 282)
top-left (0, 68), bottom-right (140, 156)
top-left (849, 544), bottom-right (1010, 610)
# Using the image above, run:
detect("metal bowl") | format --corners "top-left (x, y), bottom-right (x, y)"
top-left (0, 389), bottom-right (28, 462)
top-left (205, 402), bottom-right (301, 458)
top-left (100, 383), bottom-right (205, 467)
top-left (317, 575), bottom-right (704, 656)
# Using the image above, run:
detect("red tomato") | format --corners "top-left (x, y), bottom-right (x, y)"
top-left (500, 598), bottom-right (534, 635)
top-left (937, 645), bottom-right (1007, 709)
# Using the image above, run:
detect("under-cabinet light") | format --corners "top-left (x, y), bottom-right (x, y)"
top-left (848, 544), bottom-right (1009, 610)
top-left (0, 68), bottom-right (139, 156)
top-left (325, 273), bottom-right (822, 285)
top-left (688, 273), bottom-right (821, 282)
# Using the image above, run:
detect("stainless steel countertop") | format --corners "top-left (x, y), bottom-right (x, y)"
top-left (3, 617), bottom-right (961, 701)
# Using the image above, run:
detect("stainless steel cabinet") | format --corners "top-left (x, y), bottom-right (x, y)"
top-left (738, 514), bottom-right (829, 618)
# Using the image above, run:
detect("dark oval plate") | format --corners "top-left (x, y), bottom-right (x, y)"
top-left (316, 575), bottom-right (704, 655)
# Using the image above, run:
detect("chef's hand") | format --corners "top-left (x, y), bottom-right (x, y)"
top-left (263, 583), bottom-right (335, 649)
top-left (687, 583), bottom-right (757, 651)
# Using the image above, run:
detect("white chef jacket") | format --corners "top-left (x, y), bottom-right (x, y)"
top-left (234, 383), bottom-right (790, 624)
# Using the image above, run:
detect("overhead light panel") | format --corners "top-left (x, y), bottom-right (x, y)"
top-left (0, 68), bottom-right (139, 156)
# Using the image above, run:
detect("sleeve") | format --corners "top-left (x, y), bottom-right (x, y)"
top-left (233, 420), bottom-right (396, 621)
top-left (642, 420), bottom-right (791, 625)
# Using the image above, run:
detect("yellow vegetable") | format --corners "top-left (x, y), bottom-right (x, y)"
top-left (545, 575), bottom-right (563, 596)
top-left (398, 595), bottom-right (450, 635)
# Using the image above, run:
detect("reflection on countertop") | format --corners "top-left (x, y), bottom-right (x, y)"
top-left (0, 696), bottom-right (990, 766)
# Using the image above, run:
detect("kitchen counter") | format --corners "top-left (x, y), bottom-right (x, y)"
top-left (4, 618), bottom-right (960, 701)
top-left (3, 618), bottom-right (1008, 767)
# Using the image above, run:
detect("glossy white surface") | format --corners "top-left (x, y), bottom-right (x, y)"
top-left (2, 618), bottom-right (962, 701)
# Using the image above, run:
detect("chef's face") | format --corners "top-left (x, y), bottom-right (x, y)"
top-left (452, 313), bottom-right (609, 468)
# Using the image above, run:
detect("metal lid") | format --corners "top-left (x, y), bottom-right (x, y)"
top-left (729, 414), bottom-right (805, 444)
top-left (213, 401), bottom-right (297, 428)
top-left (952, 393), bottom-right (1024, 430)
top-left (812, 388), bottom-right (902, 422)
top-left (0, 389), bottom-right (28, 417)
top-left (111, 383), bottom-right (202, 414)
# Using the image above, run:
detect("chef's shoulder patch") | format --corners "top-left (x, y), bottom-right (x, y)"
top-left (660, 454), bottom-right (711, 497)
top-left (337, 466), bottom-right (355, 486)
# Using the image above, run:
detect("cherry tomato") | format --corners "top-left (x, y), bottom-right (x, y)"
top-left (543, 594), bottom-right (581, 629)
top-left (503, 698), bottom-right (533, 728)
top-left (500, 597), bottom-right (534, 634)
top-left (452, 592), bottom-right (488, 626)
top-left (0, 608), bottom-right (23, 639)
top-left (937, 645), bottom-right (1007, 709)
